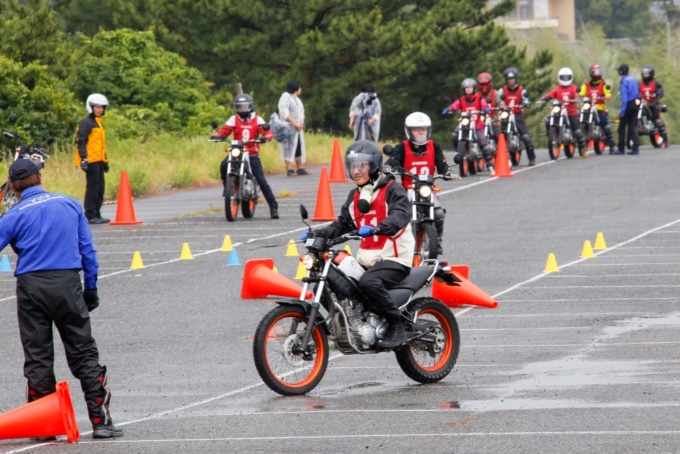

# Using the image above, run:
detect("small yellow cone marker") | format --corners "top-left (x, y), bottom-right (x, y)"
top-left (285, 239), bottom-right (299, 256)
top-left (295, 260), bottom-right (307, 280)
top-left (594, 232), bottom-right (607, 250)
top-left (581, 240), bottom-right (595, 258)
top-left (344, 244), bottom-right (352, 255)
top-left (221, 235), bottom-right (233, 252)
top-left (130, 251), bottom-right (145, 269)
top-left (180, 242), bottom-right (194, 260)
top-left (544, 253), bottom-right (560, 273)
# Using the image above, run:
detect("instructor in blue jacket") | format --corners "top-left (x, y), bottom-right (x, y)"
top-left (616, 63), bottom-right (640, 155)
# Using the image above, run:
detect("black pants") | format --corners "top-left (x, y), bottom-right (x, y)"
top-left (358, 260), bottom-right (409, 324)
top-left (513, 114), bottom-right (536, 160)
top-left (618, 101), bottom-right (639, 151)
top-left (17, 270), bottom-right (112, 426)
top-left (84, 161), bottom-right (106, 220)
top-left (220, 155), bottom-right (278, 209)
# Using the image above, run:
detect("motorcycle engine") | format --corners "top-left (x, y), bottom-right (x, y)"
top-left (510, 136), bottom-right (520, 151)
top-left (242, 179), bottom-right (254, 198)
top-left (336, 298), bottom-right (385, 350)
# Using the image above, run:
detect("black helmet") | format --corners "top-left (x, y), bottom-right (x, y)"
top-left (503, 67), bottom-right (519, 82)
top-left (344, 140), bottom-right (382, 181)
top-left (641, 65), bottom-right (655, 83)
top-left (234, 94), bottom-right (254, 119)
top-left (617, 63), bottom-right (629, 75)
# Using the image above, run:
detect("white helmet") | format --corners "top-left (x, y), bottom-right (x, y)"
top-left (86, 93), bottom-right (109, 114)
top-left (404, 112), bottom-right (432, 146)
top-left (557, 67), bottom-right (573, 87)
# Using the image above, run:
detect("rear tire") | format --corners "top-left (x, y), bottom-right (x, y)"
top-left (396, 297), bottom-right (460, 383)
top-left (253, 305), bottom-right (329, 396)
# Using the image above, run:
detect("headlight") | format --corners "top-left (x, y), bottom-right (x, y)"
top-left (500, 111), bottom-right (510, 120)
top-left (461, 117), bottom-right (471, 126)
top-left (551, 106), bottom-right (561, 114)
top-left (479, 114), bottom-right (486, 122)
top-left (635, 98), bottom-right (641, 106)
top-left (582, 103), bottom-right (591, 111)
top-left (301, 254), bottom-right (317, 270)
top-left (231, 147), bottom-right (242, 158)
top-left (417, 185), bottom-right (433, 198)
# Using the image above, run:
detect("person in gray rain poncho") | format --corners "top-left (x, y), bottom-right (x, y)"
top-left (277, 80), bottom-right (308, 176)
top-left (349, 84), bottom-right (381, 142)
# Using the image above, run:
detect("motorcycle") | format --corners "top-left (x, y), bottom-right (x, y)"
top-left (382, 145), bottom-right (453, 266)
top-left (545, 99), bottom-right (578, 160)
top-left (0, 125), bottom-right (52, 213)
top-left (497, 104), bottom-right (528, 167)
top-left (579, 96), bottom-right (607, 155)
top-left (480, 108), bottom-right (499, 172)
top-left (454, 110), bottom-right (484, 177)
top-left (252, 205), bottom-right (460, 396)
top-left (209, 122), bottom-right (262, 222)
top-left (635, 96), bottom-right (668, 148)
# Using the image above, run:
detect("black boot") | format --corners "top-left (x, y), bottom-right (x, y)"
top-left (379, 322), bottom-right (407, 348)
top-left (92, 424), bottom-right (124, 439)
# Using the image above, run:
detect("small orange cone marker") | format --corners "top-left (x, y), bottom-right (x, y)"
top-left (241, 258), bottom-right (312, 299)
top-left (0, 381), bottom-right (79, 443)
top-left (544, 253), bottom-right (560, 272)
top-left (581, 240), bottom-right (595, 258)
top-left (109, 171), bottom-right (143, 225)
top-left (310, 168), bottom-right (337, 221)
top-left (432, 270), bottom-right (498, 308)
top-left (329, 139), bottom-right (348, 182)
top-left (594, 232), bottom-right (607, 250)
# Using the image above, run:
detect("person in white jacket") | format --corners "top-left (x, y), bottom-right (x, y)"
top-left (349, 83), bottom-right (381, 142)
top-left (277, 80), bottom-right (308, 176)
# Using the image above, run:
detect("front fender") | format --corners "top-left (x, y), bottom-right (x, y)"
top-left (275, 299), bottom-right (331, 334)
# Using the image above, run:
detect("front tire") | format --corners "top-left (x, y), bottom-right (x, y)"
top-left (396, 297), bottom-right (459, 383)
top-left (241, 179), bottom-right (257, 218)
top-left (548, 128), bottom-right (561, 160)
top-left (253, 305), bottom-right (329, 396)
top-left (224, 175), bottom-right (240, 222)
top-left (1, 184), bottom-right (17, 213)
top-left (413, 223), bottom-right (438, 266)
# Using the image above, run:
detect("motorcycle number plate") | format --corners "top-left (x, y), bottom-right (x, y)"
top-left (418, 174), bottom-right (428, 181)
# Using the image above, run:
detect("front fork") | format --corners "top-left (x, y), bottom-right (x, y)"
top-left (295, 258), bottom-right (332, 359)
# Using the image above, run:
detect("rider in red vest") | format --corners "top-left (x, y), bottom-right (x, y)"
top-left (497, 67), bottom-right (537, 166)
top-left (311, 140), bottom-right (414, 348)
top-left (211, 94), bottom-right (279, 219)
top-left (477, 72), bottom-right (500, 140)
top-left (384, 112), bottom-right (455, 254)
top-left (541, 67), bottom-right (587, 157)
top-left (443, 78), bottom-right (495, 175)
top-left (639, 65), bottom-right (669, 146)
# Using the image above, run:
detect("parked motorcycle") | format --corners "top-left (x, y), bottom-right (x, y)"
top-left (579, 96), bottom-right (607, 155)
top-left (0, 124), bottom-right (52, 213)
top-left (545, 99), bottom-right (577, 160)
top-left (635, 96), bottom-right (668, 148)
top-left (252, 205), bottom-right (460, 396)
top-left (382, 145), bottom-right (453, 266)
top-left (480, 108), bottom-right (499, 172)
top-left (209, 122), bottom-right (262, 222)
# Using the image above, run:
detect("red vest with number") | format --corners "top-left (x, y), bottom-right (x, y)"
top-left (401, 141), bottom-right (435, 188)
top-left (547, 85), bottom-right (579, 116)
top-left (353, 181), bottom-right (401, 254)
top-left (639, 80), bottom-right (658, 103)
top-left (502, 85), bottom-right (525, 114)
top-left (584, 81), bottom-right (606, 107)
top-left (233, 116), bottom-right (261, 153)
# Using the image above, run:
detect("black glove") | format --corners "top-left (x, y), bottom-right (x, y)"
top-left (83, 289), bottom-right (99, 312)
top-left (103, 163), bottom-right (110, 173)
top-left (258, 137), bottom-right (269, 143)
top-left (210, 135), bottom-right (222, 141)
top-left (80, 159), bottom-right (88, 172)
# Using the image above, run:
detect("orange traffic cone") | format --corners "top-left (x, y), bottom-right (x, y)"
top-left (493, 134), bottom-right (514, 178)
top-left (0, 381), bottom-right (79, 443)
top-left (310, 167), bottom-right (337, 221)
top-left (329, 139), bottom-right (347, 182)
top-left (432, 270), bottom-right (498, 308)
top-left (241, 258), bottom-right (313, 299)
top-left (109, 171), bottom-right (143, 225)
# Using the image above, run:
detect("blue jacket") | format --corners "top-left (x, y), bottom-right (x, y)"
top-left (619, 75), bottom-right (640, 115)
top-left (0, 186), bottom-right (98, 289)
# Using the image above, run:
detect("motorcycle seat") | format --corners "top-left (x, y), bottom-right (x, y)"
top-left (388, 266), bottom-right (435, 307)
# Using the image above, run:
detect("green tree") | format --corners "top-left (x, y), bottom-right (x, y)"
top-left (575, 0), bottom-right (658, 39)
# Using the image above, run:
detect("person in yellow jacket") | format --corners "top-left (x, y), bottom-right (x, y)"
top-left (75, 94), bottom-right (110, 224)
top-left (579, 64), bottom-right (616, 154)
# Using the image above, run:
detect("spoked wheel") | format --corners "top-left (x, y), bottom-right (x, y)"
top-left (564, 142), bottom-right (575, 158)
top-left (413, 223), bottom-right (439, 266)
top-left (224, 175), bottom-right (240, 222)
top-left (458, 159), bottom-right (469, 177)
top-left (510, 149), bottom-right (521, 167)
top-left (548, 129), bottom-right (561, 160)
top-left (253, 305), bottom-right (329, 396)
top-left (468, 158), bottom-right (477, 176)
top-left (241, 180), bottom-right (258, 218)
top-left (593, 139), bottom-right (605, 155)
top-left (651, 132), bottom-right (664, 148)
top-left (396, 297), bottom-right (460, 383)
top-left (475, 158), bottom-right (485, 173)
top-left (0, 184), bottom-right (17, 213)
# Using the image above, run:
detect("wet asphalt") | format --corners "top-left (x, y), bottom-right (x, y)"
top-left (0, 143), bottom-right (679, 453)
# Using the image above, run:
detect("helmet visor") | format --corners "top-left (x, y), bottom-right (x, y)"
top-left (558, 74), bottom-right (572, 82)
